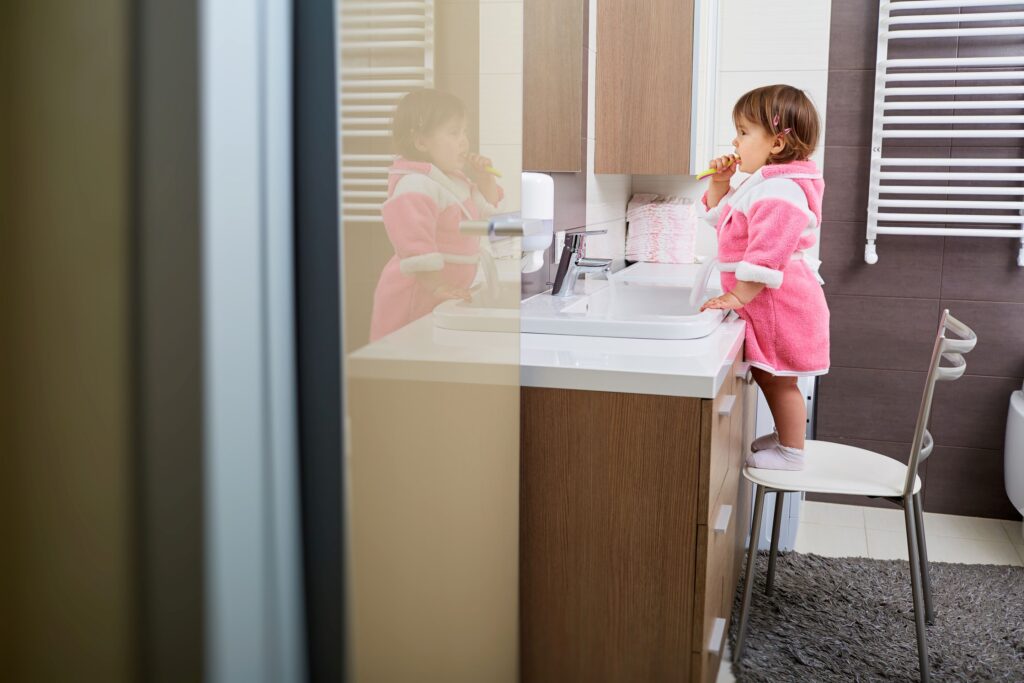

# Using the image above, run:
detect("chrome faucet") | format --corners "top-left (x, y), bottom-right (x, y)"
top-left (552, 230), bottom-right (612, 297)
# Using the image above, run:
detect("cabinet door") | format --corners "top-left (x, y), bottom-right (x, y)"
top-left (595, 0), bottom-right (695, 174)
top-left (521, 387), bottom-right (702, 681)
top-left (523, 0), bottom-right (586, 172)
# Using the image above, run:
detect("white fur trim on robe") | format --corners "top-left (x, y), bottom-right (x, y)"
top-left (736, 260), bottom-right (785, 289)
top-left (399, 252), bottom-right (444, 273)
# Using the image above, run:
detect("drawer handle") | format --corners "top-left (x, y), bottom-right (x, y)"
top-left (717, 394), bottom-right (736, 417)
top-left (713, 504), bottom-right (733, 534)
top-left (708, 617), bottom-right (727, 655)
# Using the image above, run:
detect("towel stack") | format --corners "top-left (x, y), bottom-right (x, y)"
top-left (625, 194), bottom-right (697, 264)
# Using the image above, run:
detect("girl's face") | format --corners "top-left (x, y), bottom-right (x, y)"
top-left (731, 115), bottom-right (784, 173)
top-left (414, 115), bottom-right (470, 174)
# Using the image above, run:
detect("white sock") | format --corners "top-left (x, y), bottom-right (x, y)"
top-left (745, 443), bottom-right (805, 471)
top-left (750, 429), bottom-right (780, 452)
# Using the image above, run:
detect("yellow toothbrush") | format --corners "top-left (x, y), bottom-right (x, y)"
top-left (695, 155), bottom-right (740, 180)
top-left (485, 166), bottom-right (502, 177)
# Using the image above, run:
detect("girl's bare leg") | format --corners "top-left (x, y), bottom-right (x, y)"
top-left (751, 368), bottom-right (806, 450)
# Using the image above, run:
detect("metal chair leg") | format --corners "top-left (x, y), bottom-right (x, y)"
top-left (765, 491), bottom-right (785, 596)
top-left (904, 495), bottom-right (931, 682)
top-left (913, 492), bottom-right (935, 624)
top-left (734, 484), bottom-right (766, 663)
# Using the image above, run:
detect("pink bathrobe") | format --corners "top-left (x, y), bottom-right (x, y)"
top-left (369, 158), bottom-right (502, 342)
top-left (699, 160), bottom-right (830, 376)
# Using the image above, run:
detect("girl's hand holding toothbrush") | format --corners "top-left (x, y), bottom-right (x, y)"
top-left (703, 154), bottom-right (739, 209)
top-left (465, 152), bottom-right (502, 205)
top-left (706, 154), bottom-right (739, 183)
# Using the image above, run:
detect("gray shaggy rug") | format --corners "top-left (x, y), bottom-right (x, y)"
top-left (727, 552), bottom-right (1024, 682)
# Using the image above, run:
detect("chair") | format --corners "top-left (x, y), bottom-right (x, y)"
top-left (732, 310), bottom-right (977, 683)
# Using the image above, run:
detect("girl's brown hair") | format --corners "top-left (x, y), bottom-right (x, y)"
top-left (391, 89), bottom-right (466, 161)
top-left (732, 84), bottom-right (820, 164)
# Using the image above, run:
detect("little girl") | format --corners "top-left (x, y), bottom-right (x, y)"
top-left (698, 84), bottom-right (830, 471)
top-left (370, 89), bottom-right (503, 341)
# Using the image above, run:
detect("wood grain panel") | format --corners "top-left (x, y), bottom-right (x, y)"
top-left (520, 388), bottom-right (703, 682)
top-left (595, 0), bottom-right (695, 174)
top-left (699, 372), bottom-right (735, 527)
top-left (523, 0), bottom-right (585, 172)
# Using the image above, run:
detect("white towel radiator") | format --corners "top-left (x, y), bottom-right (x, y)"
top-left (866, 0), bottom-right (1024, 267)
top-left (338, 1), bottom-right (435, 224)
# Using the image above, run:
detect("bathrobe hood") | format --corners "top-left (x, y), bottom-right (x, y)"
top-left (758, 159), bottom-right (824, 227)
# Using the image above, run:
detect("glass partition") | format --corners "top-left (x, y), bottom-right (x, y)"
top-left (337, 2), bottom-right (523, 680)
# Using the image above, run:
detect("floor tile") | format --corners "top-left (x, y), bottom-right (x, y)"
top-left (920, 511), bottom-right (1011, 542)
top-left (716, 645), bottom-right (737, 682)
top-left (866, 529), bottom-right (910, 561)
top-left (1002, 519), bottom-right (1024, 546)
top-left (864, 506), bottom-right (906, 532)
top-left (795, 522), bottom-right (869, 558)
top-left (799, 501), bottom-right (866, 528)
top-left (926, 535), bottom-right (1023, 566)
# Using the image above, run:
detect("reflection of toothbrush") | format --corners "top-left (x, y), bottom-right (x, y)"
top-left (485, 166), bottom-right (502, 177)
top-left (695, 155), bottom-right (740, 180)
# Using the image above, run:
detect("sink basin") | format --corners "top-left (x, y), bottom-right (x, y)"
top-left (520, 279), bottom-right (726, 339)
top-left (433, 261), bottom-right (727, 340)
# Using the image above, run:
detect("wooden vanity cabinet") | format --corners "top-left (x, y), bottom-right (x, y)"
top-left (523, 0), bottom-right (587, 172)
top-left (595, 0), bottom-right (696, 174)
top-left (520, 357), bottom-right (754, 682)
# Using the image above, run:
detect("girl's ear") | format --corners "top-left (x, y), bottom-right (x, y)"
top-left (413, 133), bottom-right (430, 153)
top-left (770, 136), bottom-right (786, 156)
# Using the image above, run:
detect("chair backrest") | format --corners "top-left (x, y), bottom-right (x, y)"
top-left (902, 310), bottom-right (978, 496)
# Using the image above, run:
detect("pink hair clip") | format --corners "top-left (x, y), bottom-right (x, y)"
top-left (772, 113), bottom-right (780, 127)
top-left (782, 127), bottom-right (792, 136)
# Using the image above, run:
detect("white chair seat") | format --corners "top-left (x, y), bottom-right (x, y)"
top-left (743, 439), bottom-right (921, 498)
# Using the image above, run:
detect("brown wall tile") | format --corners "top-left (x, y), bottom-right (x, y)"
top-left (939, 300), bottom-right (1024, 378)
top-left (957, 4), bottom-right (1024, 60)
top-left (803, 0), bottom-right (1021, 518)
top-left (930, 375), bottom-right (1022, 451)
top-left (823, 70), bottom-right (874, 148)
top-left (828, 295), bottom-right (941, 371)
top-left (817, 367), bottom-right (926, 444)
top-left (940, 237), bottom-right (1024, 303)
top-left (924, 445), bottom-right (1021, 519)
top-left (821, 146), bottom-right (870, 222)
top-left (820, 221), bottom-right (944, 299)
top-left (827, 0), bottom-right (878, 69)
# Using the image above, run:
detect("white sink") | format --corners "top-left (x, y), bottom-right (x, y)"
top-left (520, 279), bottom-right (725, 340)
top-left (433, 261), bottom-right (727, 340)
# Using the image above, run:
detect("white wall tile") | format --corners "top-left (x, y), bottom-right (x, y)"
top-left (587, 47), bottom-right (596, 140)
top-left (589, 0), bottom-right (597, 53)
top-left (478, 74), bottom-right (523, 145)
top-left (715, 70), bottom-right (829, 148)
top-left (584, 140), bottom-right (630, 259)
top-left (719, 0), bottom-right (831, 72)
top-left (480, 2), bottom-right (523, 75)
top-left (478, 143), bottom-right (522, 210)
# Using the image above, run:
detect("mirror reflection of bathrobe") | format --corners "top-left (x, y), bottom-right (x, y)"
top-left (370, 158), bottom-right (502, 342)
top-left (699, 160), bottom-right (830, 377)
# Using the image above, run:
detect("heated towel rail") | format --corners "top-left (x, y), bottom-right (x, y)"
top-left (338, 1), bottom-right (435, 224)
top-left (866, 0), bottom-right (1024, 266)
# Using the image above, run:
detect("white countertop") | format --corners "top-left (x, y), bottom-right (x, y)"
top-left (347, 262), bottom-right (746, 399)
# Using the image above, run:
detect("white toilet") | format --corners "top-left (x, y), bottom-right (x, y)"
top-left (1006, 379), bottom-right (1024, 542)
